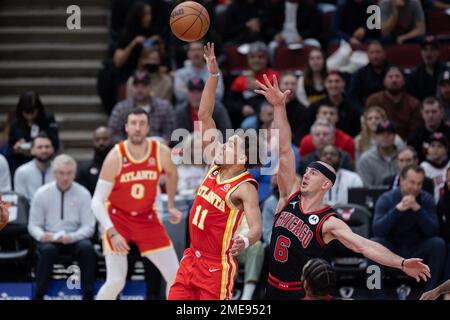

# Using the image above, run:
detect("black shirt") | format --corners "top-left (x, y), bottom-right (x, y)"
top-left (267, 192), bottom-right (336, 299)
top-left (407, 122), bottom-right (450, 163)
top-left (406, 62), bottom-right (447, 102)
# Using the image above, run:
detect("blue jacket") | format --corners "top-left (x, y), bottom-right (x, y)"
top-left (373, 188), bottom-right (439, 245)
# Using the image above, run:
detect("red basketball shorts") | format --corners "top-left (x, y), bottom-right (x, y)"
top-left (168, 247), bottom-right (237, 300)
top-left (103, 206), bottom-right (172, 256)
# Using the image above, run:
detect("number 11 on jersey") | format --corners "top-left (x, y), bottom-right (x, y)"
top-left (192, 205), bottom-right (208, 230)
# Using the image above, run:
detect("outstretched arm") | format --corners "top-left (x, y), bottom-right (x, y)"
top-left (159, 143), bottom-right (182, 224)
top-left (0, 200), bottom-right (8, 231)
top-left (420, 279), bottom-right (450, 300)
top-left (198, 42), bottom-right (221, 163)
top-left (323, 216), bottom-right (431, 282)
top-left (255, 74), bottom-right (299, 210)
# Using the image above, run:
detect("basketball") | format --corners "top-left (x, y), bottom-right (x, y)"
top-left (170, 1), bottom-right (210, 42)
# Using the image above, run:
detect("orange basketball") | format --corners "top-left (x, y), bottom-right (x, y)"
top-left (170, 1), bottom-right (210, 42)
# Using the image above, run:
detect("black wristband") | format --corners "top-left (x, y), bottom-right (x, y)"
top-left (401, 259), bottom-right (406, 270)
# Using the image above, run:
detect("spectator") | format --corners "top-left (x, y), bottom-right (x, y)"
top-left (380, 0), bottom-right (426, 45)
top-left (348, 41), bottom-right (391, 112)
top-left (14, 133), bottom-right (55, 202)
top-left (174, 77), bottom-right (232, 138)
top-left (0, 154), bottom-right (11, 192)
top-left (174, 132), bottom-right (208, 196)
top-left (8, 91), bottom-right (59, 174)
top-left (235, 217), bottom-right (265, 300)
top-left (354, 106), bottom-right (405, 162)
top-left (262, 174), bottom-right (279, 246)
top-left (268, 0), bottom-right (322, 51)
top-left (174, 41), bottom-right (224, 107)
top-left (430, 0), bottom-right (450, 9)
top-left (223, 0), bottom-right (269, 44)
top-left (125, 45), bottom-right (172, 101)
top-left (383, 146), bottom-right (434, 195)
top-left (437, 167), bottom-right (450, 298)
top-left (357, 120), bottom-right (399, 187)
top-left (228, 42), bottom-right (279, 128)
top-left (437, 69), bottom-right (450, 126)
top-left (76, 127), bottom-right (114, 196)
top-left (308, 71), bottom-right (361, 137)
top-left (299, 119), bottom-right (354, 174)
top-left (320, 144), bottom-right (363, 205)
top-left (28, 154), bottom-right (96, 300)
top-left (370, 165), bottom-right (445, 297)
top-left (406, 36), bottom-right (447, 101)
top-left (300, 105), bottom-right (356, 160)
top-left (296, 48), bottom-right (327, 107)
top-left (108, 71), bottom-right (175, 144)
top-left (279, 72), bottom-right (308, 145)
top-left (407, 97), bottom-right (450, 163)
top-left (420, 132), bottom-right (450, 202)
top-left (113, 1), bottom-right (167, 84)
top-left (331, 0), bottom-right (379, 46)
top-left (366, 67), bottom-right (422, 140)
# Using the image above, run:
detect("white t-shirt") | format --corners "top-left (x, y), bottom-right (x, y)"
top-left (325, 169), bottom-right (364, 206)
top-left (420, 160), bottom-right (450, 203)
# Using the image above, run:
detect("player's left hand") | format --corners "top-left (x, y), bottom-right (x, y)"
top-left (403, 258), bottom-right (431, 282)
top-left (230, 236), bottom-right (246, 257)
top-left (168, 207), bottom-right (182, 224)
top-left (0, 201), bottom-right (9, 232)
top-left (254, 74), bottom-right (290, 108)
top-left (203, 42), bottom-right (219, 75)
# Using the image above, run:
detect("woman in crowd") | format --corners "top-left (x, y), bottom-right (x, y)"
top-left (8, 91), bottom-right (59, 174)
top-left (296, 48), bottom-right (327, 107)
top-left (125, 45), bottom-right (173, 101)
top-left (354, 106), bottom-right (404, 162)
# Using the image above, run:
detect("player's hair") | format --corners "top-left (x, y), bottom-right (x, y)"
top-left (234, 130), bottom-right (265, 169)
top-left (53, 154), bottom-right (77, 173)
top-left (31, 131), bottom-right (53, 148)
top-left (302, 258), bottom-right (336, 296)
top-left (400, 164), bottom-right (425, 179)
top-left (126, 108), bottom-right (150, 124)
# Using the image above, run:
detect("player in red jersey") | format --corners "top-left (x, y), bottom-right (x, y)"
top-left (168, 43), bottom-right (262, 300)
top-left (92, 108), bottom-right (182, 300)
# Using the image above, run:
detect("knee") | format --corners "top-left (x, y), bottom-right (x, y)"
top-left (75, 239), bottom-right (94, 251)
top-left (424, 237), bottom-right (446, 253)
top-left (38, 243), bottom-right (58, 257)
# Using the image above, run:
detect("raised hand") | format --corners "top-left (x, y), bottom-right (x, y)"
top-left (203, 42), bottom-right (219, 75)
top-left (402, 258), bottom-right (431, 282)
top-left (254, 74), bottom-right (290, 107)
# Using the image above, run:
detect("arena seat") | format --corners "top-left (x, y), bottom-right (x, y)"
top-left (428, 9), bottom-right (450, 38)
top-left (0, 192), bottom-right (33, 281)
top-left (274, 45), bottom-right (314, 72)
top-left (225, 44), bottom-right (248, 76)
top-left (325, 204), bottom-right (371, 283)
top-left (384, 44), bottom-right (422, 70)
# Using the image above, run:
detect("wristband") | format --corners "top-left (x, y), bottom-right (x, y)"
top-left (209, 72), bottom-right (220, 77)
top-left (401, 259), bottom-right (405, 270)
top-left (242, 236), bottom-right (250, 249)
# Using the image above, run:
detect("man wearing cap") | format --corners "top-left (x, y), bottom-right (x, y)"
top-left (108, 71), bottom-right (175, 144)
top-left (255, 74), bottom-right (430, 300)
top-left (357, 120), bottom-right (399, 187)
top-left (406, 36), bottom-right (447, 102)
top-left (407, 97), bottom-right (450, 163)
top-left (366, 67), bottom-right (422, 140)
top-left (175, 77), bottom-right (232, 139)
top-left (437, 69), bottom-right (450, 126)
top-left (371, 164), bottom-right (445, 298)
top-left (420, 132), bottom-right (450, 202)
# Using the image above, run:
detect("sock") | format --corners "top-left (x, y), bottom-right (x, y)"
top-left (241, 282), bottom-right (256, 300)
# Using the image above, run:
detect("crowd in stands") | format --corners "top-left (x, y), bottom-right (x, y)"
top-left (1, 0), bottom-right (450, 300)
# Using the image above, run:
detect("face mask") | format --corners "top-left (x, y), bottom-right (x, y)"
top-left (145, 63), bottom-right (159, 73)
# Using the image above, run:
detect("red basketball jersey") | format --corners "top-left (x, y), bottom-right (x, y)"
top-left (108, 139), bottom-right (161, 214)
top-left (189, 165), bottom-right (258, 255)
